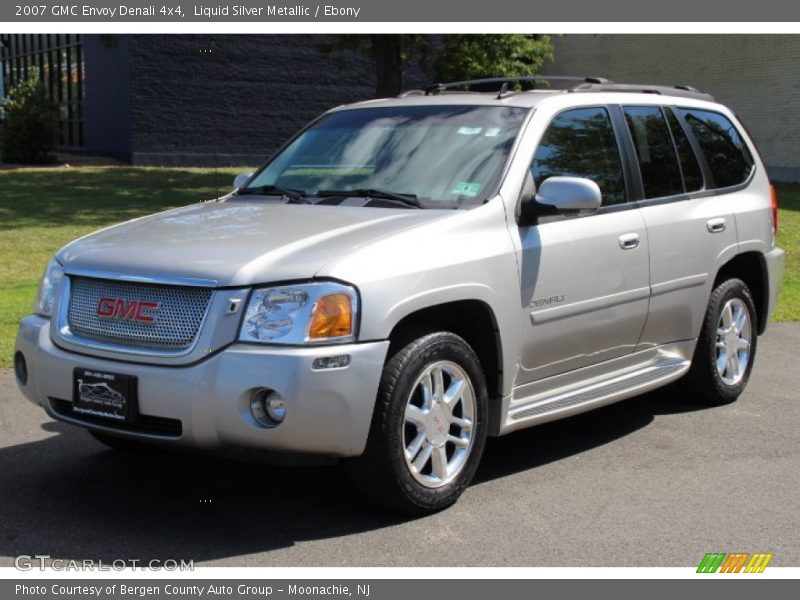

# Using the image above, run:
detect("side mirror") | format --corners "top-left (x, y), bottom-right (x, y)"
top-left (518, 176), bottom-right (602, 226)
top-left (233, 172), bottom-right (253, 190)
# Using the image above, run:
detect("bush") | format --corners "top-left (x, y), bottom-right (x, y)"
top-left (1, 70), bottom-right (59, 164)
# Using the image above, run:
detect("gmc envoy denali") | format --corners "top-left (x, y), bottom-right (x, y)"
top-left (15, 77), bottom-right (784, 513)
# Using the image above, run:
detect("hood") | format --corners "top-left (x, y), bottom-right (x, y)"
top-left (58, 200), bottom-right (448, 287)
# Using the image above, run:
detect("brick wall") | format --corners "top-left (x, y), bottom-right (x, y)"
top-left (128, 35), bottom-right (428, 166)
top-left (541, 34), bottom-right (800, 182)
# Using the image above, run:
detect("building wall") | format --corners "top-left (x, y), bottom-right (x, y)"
top-left (84, 35), bottom-right (131, 160)
top-left (127, 35), bottom-right (427, 166)
top-left (541, 34), bottom-right (800, 181)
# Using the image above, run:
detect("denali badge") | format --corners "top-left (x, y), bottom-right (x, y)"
top-left (96, 297), bottom-right (160, 323)
top-left (531, 295), bottom-right (565, 307)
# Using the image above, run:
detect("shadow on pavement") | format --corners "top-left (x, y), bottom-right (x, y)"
top-left (476, 383), bottom-right (706, 484)
top-left (0, 383), bottom-right (709, 565)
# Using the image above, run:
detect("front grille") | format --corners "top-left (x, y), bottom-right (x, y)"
top-left (50, 398), bottom-right (182, 437)
top-left (67, 276), bottom-right (213, 351)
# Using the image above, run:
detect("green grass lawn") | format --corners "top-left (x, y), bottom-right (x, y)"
top-left (0, 166), bottom-right (248, 367)
top-left (0, 167), bottom-right (797, 368)
top-left (773, 183), bottom-right (800, 322)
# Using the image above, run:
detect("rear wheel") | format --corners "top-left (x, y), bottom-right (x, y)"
top-left (684, 278), bottom-right (758, 405)
top-left (347, 332), bottom-right (488, 515)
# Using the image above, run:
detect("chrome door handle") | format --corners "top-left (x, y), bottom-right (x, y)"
top-left (707, 217), bottom-right (727, 233)
top-left (618, 233), bottom-right (640, 250)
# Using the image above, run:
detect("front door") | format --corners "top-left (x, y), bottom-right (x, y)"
top-left (513, 106), bottom-right (651, 387)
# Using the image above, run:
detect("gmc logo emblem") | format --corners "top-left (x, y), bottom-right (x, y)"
top-left (96, 297), bottom-right (160, 324)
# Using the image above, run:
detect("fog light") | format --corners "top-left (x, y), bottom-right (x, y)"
top-left (14, 352), bottom-right (27, 386)
top-left (250, 389), bottom-right (286, 427)
top-left (265, 392), bottom-right (286, 424)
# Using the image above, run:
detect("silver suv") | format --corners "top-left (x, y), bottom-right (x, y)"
top-left (14, 77), bottom-right (785, 514)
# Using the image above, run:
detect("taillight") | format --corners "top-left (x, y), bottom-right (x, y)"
top-left (770, 184), bottom-right (779, 234)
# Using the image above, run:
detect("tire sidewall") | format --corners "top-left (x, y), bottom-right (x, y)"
top-left (383, 333), bottom-right (489, 511)
top-left (701, 279), bottom-right (758, 402)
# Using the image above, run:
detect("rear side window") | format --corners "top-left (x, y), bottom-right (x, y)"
top-left (665, 109), bottom-right (703, 192)
top-left (623, 106), bottom-right (683, 199)
top-left (679, 109), bottom-right (753, 188)
top-left (531, 107), bottom-right (627, 206)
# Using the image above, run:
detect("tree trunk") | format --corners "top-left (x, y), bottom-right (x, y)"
top-left (370, 35), bottom-right (403, 98)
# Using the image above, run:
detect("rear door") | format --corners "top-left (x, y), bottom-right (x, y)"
top-left (630, 106), bottom-right (751, 347)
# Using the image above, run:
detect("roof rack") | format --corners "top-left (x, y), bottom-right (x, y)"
top-left (407, 76), bottom-right (714, 102)
top-left (423, 76), bottom-right (611, 96)
top-left (569, 82), bottom-right (715, 102)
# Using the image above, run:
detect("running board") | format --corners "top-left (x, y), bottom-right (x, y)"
top-left (501, 359), bottom-right (690, 434)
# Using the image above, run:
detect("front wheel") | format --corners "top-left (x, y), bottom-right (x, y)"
top-left (347, 332), bottom-right (489, 515)
top-left (683, 278), bottom-right (758, 405)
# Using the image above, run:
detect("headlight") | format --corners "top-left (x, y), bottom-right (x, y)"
top-left (34, 258), bottom-right (65, 317)
top-left (239, 282), bottom-right (358, 345)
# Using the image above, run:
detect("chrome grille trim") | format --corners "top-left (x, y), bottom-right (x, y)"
top-left (65, 276), bottom-right (213, 352)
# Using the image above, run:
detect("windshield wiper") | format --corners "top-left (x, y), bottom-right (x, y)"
top-left (317, 188), bottom-right (423, 209)
top-left (238, 184), bottom-right (310, 204)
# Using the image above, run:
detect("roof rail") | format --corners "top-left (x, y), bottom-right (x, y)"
top-left (396, 89), bottom-right (426, 97)
top-left (570, 82), bottom-right (715, 102)
top-left (423, 76), bottom-right (612, 96)
top-left (406, 77), bottom-right (715, 102)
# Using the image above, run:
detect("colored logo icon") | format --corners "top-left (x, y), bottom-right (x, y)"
top-left (697, 552), bottom-right (774, 573)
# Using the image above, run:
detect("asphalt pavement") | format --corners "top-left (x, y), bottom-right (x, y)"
top-left (0, 323), bottom-right (798, 567)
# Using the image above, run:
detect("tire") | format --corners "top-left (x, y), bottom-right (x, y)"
top-left (346, 332), bottom-right (489, 515)
top-left (683, 278), bottom-right (758, 405)
top-left (88, 429), bottom-right (156, 454)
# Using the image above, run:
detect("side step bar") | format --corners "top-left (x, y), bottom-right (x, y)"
top-left (502, 359), bottom-right (690, 434)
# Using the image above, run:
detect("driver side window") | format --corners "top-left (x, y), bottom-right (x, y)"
top-left (531, 107), bottom-right (627, 206)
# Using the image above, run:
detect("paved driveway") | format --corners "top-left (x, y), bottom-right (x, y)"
top-left (1, 323), bottom-right (798, 567)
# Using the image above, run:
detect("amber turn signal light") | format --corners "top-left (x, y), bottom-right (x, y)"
top-left (308, 293), bottom-right (353, 339)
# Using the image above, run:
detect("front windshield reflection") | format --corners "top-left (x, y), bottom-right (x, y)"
top-left (245, 105), bottom-right (530, 207)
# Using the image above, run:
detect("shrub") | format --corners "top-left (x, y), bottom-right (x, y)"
top-left (1, 70), bottom-right (59, 164)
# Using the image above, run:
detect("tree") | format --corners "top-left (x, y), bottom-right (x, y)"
top-left (434, 35), bottom-right (554, 84)
top-left (1, 70), bottom-right (59, 164)
top-left (317, 35), bottom-right (421, 98)
top-left (318, 34), bottom-right (554, 98)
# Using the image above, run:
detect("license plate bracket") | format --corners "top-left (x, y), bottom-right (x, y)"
top-left (73, 368), bottom-right (138, 423)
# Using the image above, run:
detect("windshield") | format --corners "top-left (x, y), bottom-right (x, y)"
top-left (244, 105), bottom-right (530, 207)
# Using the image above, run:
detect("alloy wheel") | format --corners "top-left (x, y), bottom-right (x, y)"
top-left (402, 360), bottom-right (477, 488)
top-left (715, 297), bottom-right (752, 386)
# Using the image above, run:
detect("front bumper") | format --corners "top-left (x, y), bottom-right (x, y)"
top-left (15, 315), bottom-right (389, 457)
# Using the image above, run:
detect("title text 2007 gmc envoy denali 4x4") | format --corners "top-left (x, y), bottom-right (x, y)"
top-left (14, 77), bottom-right (784, 514)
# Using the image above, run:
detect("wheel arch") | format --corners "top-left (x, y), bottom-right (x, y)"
top-left (713, 251), bottom-right (769, 335)
top-left (385, 299), bottom-right (505, 429)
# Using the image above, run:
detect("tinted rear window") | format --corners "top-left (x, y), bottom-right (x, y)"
top-left (623, 106), bottom-right (683, 199)
top-left (679, 109), bottom-right (753, 188)
top-left (665, 109), bottom-right (703, 192)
